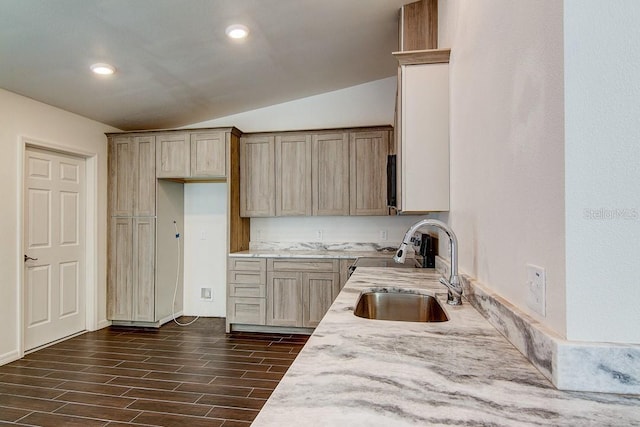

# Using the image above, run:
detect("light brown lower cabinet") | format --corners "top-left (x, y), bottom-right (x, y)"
top-left (227, 257), bottom-right (341, 331)
top-left (227, 258), bottom-right (267, 326)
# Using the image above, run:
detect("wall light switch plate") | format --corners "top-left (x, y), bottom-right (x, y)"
top-left (316, 230), bottom-right (323, 241)
top-left (379, 230), bottom-right (388, 241)
top-left (526, 264), bottom-right (546, 316)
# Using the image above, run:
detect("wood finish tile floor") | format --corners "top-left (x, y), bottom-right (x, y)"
top-left (0, 318), bottom-right (309, 426)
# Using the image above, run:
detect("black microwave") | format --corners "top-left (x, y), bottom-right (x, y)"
top-left (387, 154), bottom-right (397, 208)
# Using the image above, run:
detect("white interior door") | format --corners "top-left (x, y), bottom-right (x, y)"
top-left (24, 146), bottom-right (86, 351)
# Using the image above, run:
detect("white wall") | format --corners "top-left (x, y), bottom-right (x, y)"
top-left (185, 77), bottom-right (396, 132)
top-left (564, 1), bottom-right (640, 343)
top-left (439, 1), bottom-right (566, 336)
top-left (0, 88), bottom-right (116, 364)
top-left (183, 183), bottom-right (227, 317)
top-left (184, 77), bottom-right (428, 250)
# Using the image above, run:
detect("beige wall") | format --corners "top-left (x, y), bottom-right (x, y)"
top-left (0, 88), bottom-right (117, 363)
top-left (439, 1), bottom-right (566, 336)
top-left (564, 0), bottom-right (640, 343)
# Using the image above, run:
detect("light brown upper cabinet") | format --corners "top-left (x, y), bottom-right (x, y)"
top-left (275, 134), bottom-right (312, 216)
top-left (155, 131), bottom-right (227, 179)
top-left (312, 133), bottom-right (350, 216)
top-left (239, 126), bottom-right (392, 218)
top-left (240, 135), bottom-right (276, 217)
top-left (393, 49), bottom-right (450, 212)
top-left (108, 135), bottom-right (156, 217)
top-left (350, 130), bottom-right (390, 216)
top-left (190, 131), bottom-right (226, 178)
top-left (156, 133), bottom-right (190, 178)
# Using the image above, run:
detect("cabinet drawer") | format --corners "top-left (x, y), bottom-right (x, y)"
top-left (228, 258), bottom-right (266, 271)
top-left (268, 258), bottom-right (338, 272)
top-left (229, 283), bottom-right (266, 298)
top-left (227, 270), bottom-right (265, 285)
top-left (228, 297), bottom-right (266, 325)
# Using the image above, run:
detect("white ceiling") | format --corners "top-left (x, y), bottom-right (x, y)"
top-left (0, 0), bottom-right (408, 131)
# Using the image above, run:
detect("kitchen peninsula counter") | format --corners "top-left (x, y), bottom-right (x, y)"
top-left (251, 267), bottom-right (640, 426)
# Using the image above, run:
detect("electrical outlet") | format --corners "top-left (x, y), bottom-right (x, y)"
top-left (526, 264), bottom-right (546, 316)
top-left (379, 230), bottom-right (388, 241)
top-left (316, 230), bottom-right (323, 241)
top-left (200, 287), bottom-right (213, 301)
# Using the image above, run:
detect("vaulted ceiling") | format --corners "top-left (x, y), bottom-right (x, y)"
top-left (0, 0), bottom-right (408, 130)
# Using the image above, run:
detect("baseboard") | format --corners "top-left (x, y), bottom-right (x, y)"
top-left (97, 319), bottom-right (112, 330)
top-left (230, 323), bottom-right (314, 335)
top-left (0, 349), bottom-right (21, 366)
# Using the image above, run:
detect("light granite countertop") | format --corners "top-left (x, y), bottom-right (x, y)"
top-left (229, 249), bottom-right (399, 259)
top-left (251, 267), bottom-right (640, 426)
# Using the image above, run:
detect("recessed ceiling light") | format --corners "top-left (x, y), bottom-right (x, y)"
top-left (225, 24), bottom-right (249, 40)
top-left (90, 63), bottom-right (116, 75)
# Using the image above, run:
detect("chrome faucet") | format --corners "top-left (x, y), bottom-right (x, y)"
top-left (394, 219), bottom-right (463, 305)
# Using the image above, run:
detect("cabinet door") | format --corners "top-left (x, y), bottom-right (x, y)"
top-left (109, 136), bottom-right (156, 217)
top-left (107, 217), bottom-right (133, 320)
top-left (240, 136), bottom-right (275, 217)
top-left (339, 258), bottom-right (356, 292)
top-left (303, 272), bottom-right (339, 328)
top-left (275, 134), bottom-right (312, 216)
top-left (191, 132), bottom-right (226, 178)
top-left (349, 131), bottom-right (390, 215)
top-left (108, 136), bottom-right (134, 216)
top-left (266, 271), bottom-right (303, 327)
top-left (132, 218), bottom-right (155, 322)
top-left (400, 63), bottom-right (449, 212)
top-left (156, 133), bottom-right (190, 178)
top-left (133, 136), bottom-right (156, 216)
top-left (312, 133), bottom-right (349, 216)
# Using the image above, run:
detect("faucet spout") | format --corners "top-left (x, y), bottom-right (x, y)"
top-left (394, 219), bottom-right (462, 305)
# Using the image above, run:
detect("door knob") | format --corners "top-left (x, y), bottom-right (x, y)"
top-left (24, 255), bottom-right (38, 262)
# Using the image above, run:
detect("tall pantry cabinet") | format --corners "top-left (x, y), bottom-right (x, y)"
top-left (107, 128), bottom-right (246, 327)
top-left (107, 136), bottom-right (158, 323)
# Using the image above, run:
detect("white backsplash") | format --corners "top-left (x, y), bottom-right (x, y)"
top-left (250, 215), bottom-right (431, 246)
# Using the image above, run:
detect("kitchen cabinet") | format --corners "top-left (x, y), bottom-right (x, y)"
top-left (267, 271), bottom-right (303, 327)
top-left (303, 272), bottom-right (337, 327)
top-left (227, 258), bottom-right (267, 326)
top-left (339, 258), bottom-right (356, 291)
top-left (239, 126), bottom-right (392, 218)
top-left (227, 257), bottom-right (340, 331)
top-left (349, 130), bottom-right (390, 215)
top-left (393, 49), bottom-right (450, 212)
top-left (240, 135), bottom-right (275, 217)
top-left (275, 134), bottom-right (312, 216)
top-left (107, 217), bottom-right (155, 322)
top-left (107, 127), bottom-right (246, 328)
top-left (156, 131), bottom-right (227, 179)
top-left (312, 133), bottom-right (350, 216)
top-left (190, 131), bottom-right (226, 177)
top-left (108, 135), bottom-right (156, 217)
top-left (266, 259), bottom-right (339, 328)
top-left (156, 133), bottom-right (190, 178)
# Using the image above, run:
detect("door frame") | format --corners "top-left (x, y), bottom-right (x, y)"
top-left (18, 137), bottom-right (99, 355)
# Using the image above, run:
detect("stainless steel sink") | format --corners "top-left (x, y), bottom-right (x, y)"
top-left (353, 290), bottom-right (449, 322)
